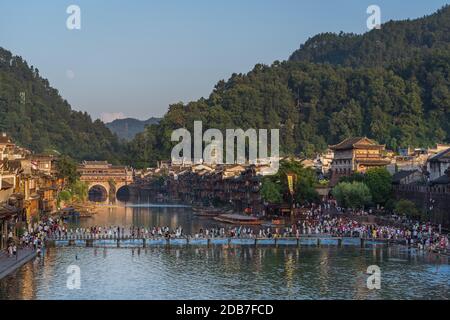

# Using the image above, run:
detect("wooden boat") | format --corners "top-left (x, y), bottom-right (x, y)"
top-left (193, 207), bottom-right (232, 217)
top-left (214, 214), bottom-right (263, 225)
top-left (60, 207), bottom-right (80, 219)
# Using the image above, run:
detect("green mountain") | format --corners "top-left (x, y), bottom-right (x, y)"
top-left (126, 5), bottom-right (450, 168)
top-left (106, 117), bottom-right (161, 141)
top-left (289, 5), bottom-right (449, 68)
top-left (0, 47), bottom-right (123, 163)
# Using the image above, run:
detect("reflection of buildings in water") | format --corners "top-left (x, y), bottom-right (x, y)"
top-left (317, 249), bottom-right (330, 296)
top-left (18, 262), bottom-right (37, 300)
top-left (170, 213), bottom-right (178, 228)
top-left (39, 248), bottom-right (58, 298)
top-left (284, 252), bottom-right (295, 292)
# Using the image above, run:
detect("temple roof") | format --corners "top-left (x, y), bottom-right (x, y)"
top-left (330, 137), bottom-right (384, 151)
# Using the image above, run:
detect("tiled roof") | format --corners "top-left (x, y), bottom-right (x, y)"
top-left (429, 148), bottom-right (450, 163)
top-left (82, 160), bottom-right (109, 165)
top-left (0, 204), bottom-right (18, 218)
top-left (430, 174), bottom-right (450, 185)
top-left (392, 170), bottom-right (419, 183)
top-left (330, 137), bottom-right (382, 150)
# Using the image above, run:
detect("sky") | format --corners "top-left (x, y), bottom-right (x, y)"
top-left (0, 0), bottom-right (448, 122)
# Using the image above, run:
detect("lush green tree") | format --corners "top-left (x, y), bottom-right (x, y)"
top-left (339, 168), bottom-right (392, 206)
top-left (364, 168), bottom-right (392, 206)
top-left (71, 181), bottom-right (89, 203)
top-left (260, 177), bottom-right (282, 204)
top-left (395, 199), bottom-right (420, 218)
top-left (57, 190), bottom-right (72, 206)
top-left (339, 172), bottom-right (365, 183)
top-left (55, 155), bottom-right (79, 185)
top-left (260, 159), bottom-right (319, 205)
top-left (332, 181), bottom-right (372, 209)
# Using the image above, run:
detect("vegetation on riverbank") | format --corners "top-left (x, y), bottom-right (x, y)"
top-left (260, 159), bottom-right (319, 205)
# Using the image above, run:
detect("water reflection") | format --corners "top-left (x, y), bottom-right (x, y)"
top-left (68, 201), bottom-right (223, 234)
top-left (0, 203), bottom-right (449, 300)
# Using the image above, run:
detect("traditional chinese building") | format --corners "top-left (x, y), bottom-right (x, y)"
top-left (329, 137), bottom-right (391, 186)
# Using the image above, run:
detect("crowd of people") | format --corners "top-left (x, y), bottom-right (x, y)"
top-left (295, 204), bottom-right (448, 252)
top-left (3, 204), bottom-right (449, 257)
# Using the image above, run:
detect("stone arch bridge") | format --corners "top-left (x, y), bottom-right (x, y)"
top-left (78, 161), bottom-right (134, 202)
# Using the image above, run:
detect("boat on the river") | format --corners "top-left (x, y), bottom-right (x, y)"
top-left (60, 207), bottom-right (80, 219)
top-left (193, 206), bottom-right (232, 217)
top-left (214, 214), bottom-right (263, 225)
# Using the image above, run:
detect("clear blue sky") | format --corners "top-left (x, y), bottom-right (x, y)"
top-left (0, 0), bottom-right (448, 122)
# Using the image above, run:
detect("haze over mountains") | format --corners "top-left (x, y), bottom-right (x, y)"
top-left (106, 117), bottom-right (161, 141)
top-left (0, 5), bottom-right (449, 168)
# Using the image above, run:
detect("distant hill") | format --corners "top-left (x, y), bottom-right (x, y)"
top-left (106, 117), bottom-right (161, 141)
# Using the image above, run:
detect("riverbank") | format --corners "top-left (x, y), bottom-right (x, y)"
top-left (0, 248), bottom-right (37, 280)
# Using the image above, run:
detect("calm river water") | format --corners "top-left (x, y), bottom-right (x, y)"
top-left (0, 202), bottom-right (448, 300)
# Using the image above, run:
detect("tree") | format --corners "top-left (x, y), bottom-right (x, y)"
top-left (259, 159), bottom-right (319, 205)
top-left (55, 155), bottom-right (79, 186)
top-left (332, 181), bottom-right (372, 209)
top-left (71, 180), bottom-right (89, 203)
top-left (364, 167), bottom-right (392, 206)
top-left (57, 190), bottom-right (72, 206)
top-left (260, 178), bottom-right (282, 204)
top-left (395, 199), bottom-right (420, 218)
top-left (277, 159), bottom-right (319, 204)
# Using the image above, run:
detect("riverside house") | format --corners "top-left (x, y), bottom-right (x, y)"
top-left (0, 134), bottom-right (63, 245)
top-left (167, 164), bottom-right (263, 214)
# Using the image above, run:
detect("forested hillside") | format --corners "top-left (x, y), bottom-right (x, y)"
top-left (289, 5), bottom-right (449, 67)
top-left (0, 47), bottom-right (123, 162)
top-left (126, 5), bottom-right (450, 168)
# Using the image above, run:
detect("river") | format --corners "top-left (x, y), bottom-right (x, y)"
top-left (0, 201), bottom-right (448, 300)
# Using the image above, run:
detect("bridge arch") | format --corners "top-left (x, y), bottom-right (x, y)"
top-left (78, 161), bottom-right (134, 203)
top-left (116, 185), bottom-right (131, 202)
top-left (88, 183), bottom-right (109, 202)
top-left (86, 181), bottom-right (130, 203)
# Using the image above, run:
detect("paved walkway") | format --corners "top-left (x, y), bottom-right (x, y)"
top-left (0, 247), bottom-right (37, 280)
